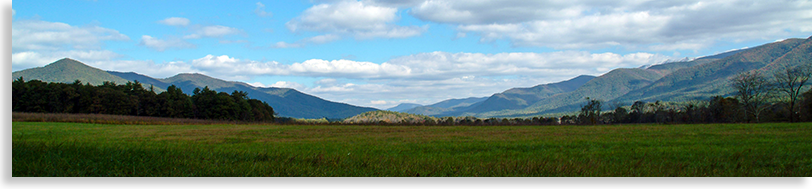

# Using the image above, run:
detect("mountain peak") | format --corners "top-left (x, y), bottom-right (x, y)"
top-left (48, 58), bottom-right (90, 68)
top-left (12, 58), bottom-right (130, 85)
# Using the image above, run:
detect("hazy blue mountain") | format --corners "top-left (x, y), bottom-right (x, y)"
top-left (386, 103), bottom-right (423, 112)
top-left (465, 75), bottom-right (596, 113)
top-left (156, 73), bottom-right (378, 119)
top-left (403, 97), bottom-right (487, 116)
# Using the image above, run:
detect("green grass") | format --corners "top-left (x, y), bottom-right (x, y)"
top-left (12, 122), bottom-right (812, 176)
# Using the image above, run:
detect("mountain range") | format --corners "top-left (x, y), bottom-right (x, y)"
top-left (390, 36), bottom-right (812, 118)
top-left (12, 58), bottom-right (377, 119)
top-left (12, 36), bottom-right (812, 119)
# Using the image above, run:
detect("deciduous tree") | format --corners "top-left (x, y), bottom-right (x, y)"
top-left (731, 71), bottom-right (773, 123)
top-left (773, 64), bottom-right (812, 122)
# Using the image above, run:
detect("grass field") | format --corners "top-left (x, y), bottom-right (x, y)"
top-left (12, 121), bottom-right (812, 177)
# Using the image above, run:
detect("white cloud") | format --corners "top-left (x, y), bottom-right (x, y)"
top-left (407, 0), bottom-right (812, 50)
top-left (139, 35), bottom-right (196, 51)
top-left (12, 19), bottom-right (130, 51)
top-left (158, 17), bottom-right (190, 26)
top-left (184, 25), bottom-right (242, 39)
top-left (12, 50), bottom-right (122, 70)
top-left (286, 0), bottom-right (426, 40)
top-left (289, 59), bottom-right (412, 78)
top-left (12, 9), bottom-right (15, 16)
top-left (181, 50), bottom-right (669, 82)
top-left (254, 2), bottom-right (272, 17)
top-left (269, 81), bottom-right (306, 90)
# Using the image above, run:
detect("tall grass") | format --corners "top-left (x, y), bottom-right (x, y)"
top-left (12, 122), bottom-right (812, 176)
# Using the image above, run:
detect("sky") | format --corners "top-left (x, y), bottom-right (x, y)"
top-left (10, 0), bottom-right (812, 109)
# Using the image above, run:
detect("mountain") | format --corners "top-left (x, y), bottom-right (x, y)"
top-left (12, 58), bottom-right (131, 85)
top-left (386, 103), bottom-right (423, 112)
top-left (157, 73), bottom-right (377, 119)
top-left (619, 37), bottom-right (812, 103)
top-left (467, 68), bottom-right (664, 118)
top-left (419, 36), bottom-right (812, 118)
top-left (403, 97), bottom-right (487, 116)
top-left (464, 75), bottom-right (596, 114)
top-left (12, 59), bottom-right (378, 119)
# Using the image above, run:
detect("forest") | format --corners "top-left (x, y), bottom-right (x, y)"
top-left (11, 77), bottom-right (275, 122)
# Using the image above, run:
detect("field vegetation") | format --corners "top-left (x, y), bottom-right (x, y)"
top-left (13, 121), bottom-right (811, 177)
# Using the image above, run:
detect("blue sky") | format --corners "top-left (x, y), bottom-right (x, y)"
top-left (11, 0), bottom-right (812, 109)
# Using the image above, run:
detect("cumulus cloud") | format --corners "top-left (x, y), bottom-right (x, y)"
top-left (139, 35), bottom-right (196, 51)
top-left (286, 0), bottom-right (426, 41)
top-left (12, 50), bottom-right (121, 70)
top-left (180, 50), bottom-right (669, 83)
top-left (12, 19), bottom-right (130, 51)
top-left (158, 17), bottom-right (190, 26)
top-left (408, 0), bottom-right (812, 50)
top-left (10, 19), bottom-right (143, 74)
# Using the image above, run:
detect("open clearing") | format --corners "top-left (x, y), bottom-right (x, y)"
top-left (12, 122), bottom-right (812, 176)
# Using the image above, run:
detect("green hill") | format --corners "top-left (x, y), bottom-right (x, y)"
top-left (12, 58), bottom-right (130, 85)
top-left (342, 110), bottom-right (438, 124)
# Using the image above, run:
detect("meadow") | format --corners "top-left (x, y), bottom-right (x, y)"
top-left (12, 121), bottom-right (812, 177)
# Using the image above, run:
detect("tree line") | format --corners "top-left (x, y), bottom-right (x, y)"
top-left (12, 77), bottom-right (275, 122)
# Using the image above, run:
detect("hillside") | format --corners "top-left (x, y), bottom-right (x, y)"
top-left (619, 37), bottom-right (812, 103)
top-left (12, 58), bottom-right (131, 85)
top-left (465, 75), bottom-right (596, 113)
top-left (469, 68), bottom-right (664, 117)
top-left (12, 59), bottom-right (378, 119)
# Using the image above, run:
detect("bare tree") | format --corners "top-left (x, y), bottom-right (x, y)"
top-left (578, 97), bottom-right (602, 125)
top-left (773, 64), bottom-right (812, 122)
top-left (731, 71), bottom-right (773, 123)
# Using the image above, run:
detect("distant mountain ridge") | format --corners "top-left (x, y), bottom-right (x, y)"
top-left (13, 59), bottom-right (377, 119)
